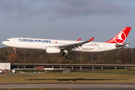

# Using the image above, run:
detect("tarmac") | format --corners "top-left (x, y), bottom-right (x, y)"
top-left (0, 83), bottom-right (135, 89)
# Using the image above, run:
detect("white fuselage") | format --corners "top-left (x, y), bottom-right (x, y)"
top-left (2, 37), bottom-right (117, 52)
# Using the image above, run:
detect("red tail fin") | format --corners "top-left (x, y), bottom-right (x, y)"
top-left (106, 27), bottom-right (131, 44)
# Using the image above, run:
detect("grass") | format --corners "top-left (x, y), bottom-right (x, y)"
top-left (0, 69), bottom-right (135, 84)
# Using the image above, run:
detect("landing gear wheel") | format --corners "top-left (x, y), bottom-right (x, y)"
top-left (65, 54), bottom-right (70, 59)
top-left (62, 52), bottom-right (65, 56)
top-left (66, 55), bottom-right (70, 59)
top-left (62, 52), bottom-right (70, 59)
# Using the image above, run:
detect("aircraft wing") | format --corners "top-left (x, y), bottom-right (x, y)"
top-left (56, 37), bottom-right (94, 50)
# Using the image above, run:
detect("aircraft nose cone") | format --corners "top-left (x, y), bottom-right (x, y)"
top-left (2, 41), bottom-right (6, 45)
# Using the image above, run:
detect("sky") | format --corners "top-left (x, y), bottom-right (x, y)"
top-left (0, 0), bottom-right (135, 48)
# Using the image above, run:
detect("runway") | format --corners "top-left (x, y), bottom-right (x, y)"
top-left (0, 84), bottom-right (135, 89)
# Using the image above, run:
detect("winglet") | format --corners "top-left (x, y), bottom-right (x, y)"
top-left (77, 38), bottom-right (81, 41)
top-left (89, 37), bottom-right (94, 41)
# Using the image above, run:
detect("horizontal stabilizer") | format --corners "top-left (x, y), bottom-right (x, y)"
top-left (115, 43), bottom-right (131, 48)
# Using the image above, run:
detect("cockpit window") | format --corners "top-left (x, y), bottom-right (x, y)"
top-left (6, 40), bottom-right (9, 41)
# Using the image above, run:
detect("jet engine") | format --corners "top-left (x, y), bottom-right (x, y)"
top-left (46, 47), bottom-right (61, 53)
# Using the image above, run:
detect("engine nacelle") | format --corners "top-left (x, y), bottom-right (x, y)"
top-left (46, 47), bottom-right (61, 53)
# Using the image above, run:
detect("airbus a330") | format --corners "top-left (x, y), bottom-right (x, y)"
top-left (2, 27), bottom-right (132, 58)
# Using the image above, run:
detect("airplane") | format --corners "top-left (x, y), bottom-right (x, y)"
top-left (2, 27), bottom-right (131, 58)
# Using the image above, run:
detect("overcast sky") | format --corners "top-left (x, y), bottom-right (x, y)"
top-left (0, 0), bottom-right (135, 48)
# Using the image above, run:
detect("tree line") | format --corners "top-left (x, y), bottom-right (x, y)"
top-left (0, 47), bottom-right (135, 64)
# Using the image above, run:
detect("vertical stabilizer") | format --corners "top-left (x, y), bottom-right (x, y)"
top-left (106, 27), bottom-right (131, 44)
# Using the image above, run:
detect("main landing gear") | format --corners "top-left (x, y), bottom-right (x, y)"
top-left (62, 50), bottom-right (70, 59)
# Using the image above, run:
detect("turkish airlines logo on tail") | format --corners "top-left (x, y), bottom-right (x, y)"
top-left (114, 31), bottom-right (126, 43)
top-left (106, 27), bottom-right (131, 44)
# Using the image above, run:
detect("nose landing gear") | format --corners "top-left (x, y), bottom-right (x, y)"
top-left (14, 48), bottom-right (16, 53)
